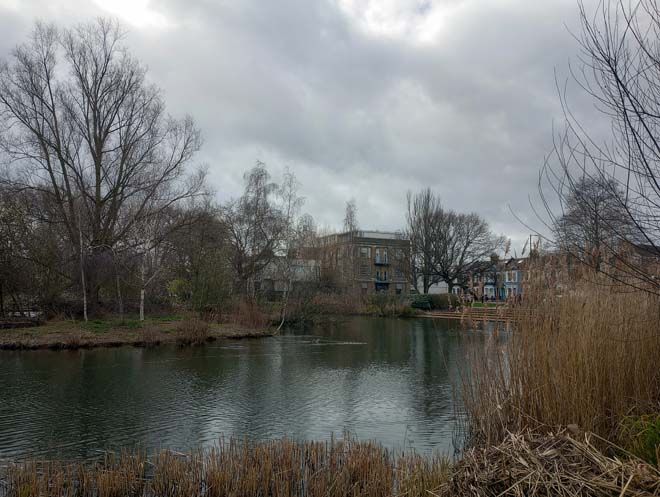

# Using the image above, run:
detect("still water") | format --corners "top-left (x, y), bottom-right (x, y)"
top-left (0, 317), bottom-right (492, 460)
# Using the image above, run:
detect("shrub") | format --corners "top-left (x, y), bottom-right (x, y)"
top-left (368, 293), bottom-right (410, 317)
top-left (411, 294), bottom-right (432, 310)
top-left (175, 319), bottom-right (210, 346)
top-left (411, 294), bottom-right (461, 311)
top-left (399, 306), bottom-right (418, 318)
top-left (137, 327), bottom-right (162, 348)
top-left (224, 301), bottom-right (271, 329)
top-left (429, 294), bottom-right (460, 310)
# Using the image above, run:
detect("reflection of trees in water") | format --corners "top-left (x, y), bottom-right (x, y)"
top-left (0, 318), bottom-right (500, 459)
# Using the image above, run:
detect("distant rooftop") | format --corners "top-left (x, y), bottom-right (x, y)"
top-left (320, 230), bottom-right (409, 243)
top-left (354, 230), bottom-right (407, 240)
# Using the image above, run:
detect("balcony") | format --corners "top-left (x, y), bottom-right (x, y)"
top-left (374, 257), bottom-right (389, 266)
top-left (375, 275), bottom-right (390, 283)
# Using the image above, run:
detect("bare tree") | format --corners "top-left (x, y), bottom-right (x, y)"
top-left (0, 19), bottom-right (205, 313)
top-left (406, 188), bottom-right (443, 293)
top-left (343, 198), bottom-right (358, 233)
top-left (539, 0), bottom-right (660, 295)
top-left (554, 177), bottom-right (634, 271)
top-left (273, 168), bottom-right (305, 328)
top-left (223, 162), bottom-right (285, 298)
top-left (406, 188), bottom-right (504, 293)
top-left (431, 210), bottom-right (505, 293)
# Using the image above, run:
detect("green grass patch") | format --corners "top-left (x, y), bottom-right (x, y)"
top-left (81, 318), bottom-right (144, 333)
top-left (620, 414), bottom-right (660, 467)
top-left (147, 314), bottom-right (185, 322)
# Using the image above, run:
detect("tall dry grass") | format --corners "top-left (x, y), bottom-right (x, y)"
top-left (462, 269), bottom-right (660, 449)
top-left (221, 300), bottom-right (272, 329)
top-left (0, 436), bottom-right (450, 497)
top-left (175, 318), bottom-right (211, 346)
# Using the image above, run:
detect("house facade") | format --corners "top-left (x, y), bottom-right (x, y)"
top-left (468, 258), bottom-right (530, 301)
top-left (319, 230), bottom-right (411, 296)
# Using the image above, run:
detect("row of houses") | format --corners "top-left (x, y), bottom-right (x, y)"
top-left (414, 257), bottom-right (531, 300)
top-left (261, 229), bottom-right (660, 300)
top-left (261, 229), bottom-right (545, 300)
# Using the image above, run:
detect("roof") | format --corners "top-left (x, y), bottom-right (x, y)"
top-left (320, 230), bottom-right (410, 244)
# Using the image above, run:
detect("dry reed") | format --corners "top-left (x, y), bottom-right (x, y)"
top-left (438, 429), bottom-right (660, 496)
top-left (175, 319), bottom-right (211, 346)
top-left (0, 436), bottom-right (450, 497)
top-left (462, 269), bottom-right (660, 449)
top-left (221, 301), bottom-right (272, 329)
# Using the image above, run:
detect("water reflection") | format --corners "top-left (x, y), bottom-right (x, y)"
top-left (0, 317), bottom-right (498, 460)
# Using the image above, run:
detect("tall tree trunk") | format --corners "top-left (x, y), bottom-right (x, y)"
top-left (278, 284), bottom-right (289, 332)
top-left (79, 214), bottom-right (88, 322)
top-left (140, 288), bottom-right (145, 321)
top-left (116, 272), bottom-right (124, 320)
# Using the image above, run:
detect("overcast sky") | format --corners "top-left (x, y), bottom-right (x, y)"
top-left (0, 0), bottom-right (604, 251)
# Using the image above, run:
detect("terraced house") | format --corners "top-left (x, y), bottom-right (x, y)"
top-left (319, 231), bottom-right (410, 296)
top-left (469, 257), bottom-right (530, 301)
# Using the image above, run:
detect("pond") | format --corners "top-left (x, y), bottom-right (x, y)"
top-left (0, 317), bottom-right (494, 460)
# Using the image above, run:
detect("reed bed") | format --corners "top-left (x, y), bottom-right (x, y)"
top-left (438, 429), bottom-right (660, 497)
top-left (175, 318), bottom-right (211, 346)
top-left (462, 271), bottom-right (660, 450)
top-left (0, 436), bottom-right (450, 497)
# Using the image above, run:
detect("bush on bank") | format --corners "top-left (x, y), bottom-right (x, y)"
top-left (410, 294), bottom-right (461, 311)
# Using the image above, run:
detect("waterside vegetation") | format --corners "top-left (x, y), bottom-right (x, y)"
top-left (0, 315), bottom-right (274, 350)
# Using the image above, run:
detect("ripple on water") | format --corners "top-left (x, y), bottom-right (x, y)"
top-left (0, 317), bottom-right (479, 459)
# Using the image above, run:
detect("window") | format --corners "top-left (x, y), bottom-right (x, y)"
top-left (395, 267), bottom-right (403, 278)
top-left (395, 249), bottom-right (403, 260)
top-left (361, 282), bottom-right (368, 295)
top-left (359, 263), bottom-right (371, 277)
top-left (382, 248), bottom-right (388, 262)
top-left (360, 247), bottom-right (371, 258)
top-left (395, 283), bottom-right (403, 295)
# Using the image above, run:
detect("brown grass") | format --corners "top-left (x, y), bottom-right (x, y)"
top-left (462, 272), bottom-right (660, 449)
top-left (220, 301), bottom-right (272, 329)
top-left (0, 317), bottom-right (275, 350)
top-left (0, 436), bottom-right (450, 497)
top-left (438, 429), bottom-right (660, 496)
top-left (175, 319), bottom-right (211, 346)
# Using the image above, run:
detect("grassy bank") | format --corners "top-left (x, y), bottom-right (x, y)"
top-left (0, 316), bottom-right (275, 350)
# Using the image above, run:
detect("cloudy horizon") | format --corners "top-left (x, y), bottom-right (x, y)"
top-left (0, 0), bottom-right (604, 252)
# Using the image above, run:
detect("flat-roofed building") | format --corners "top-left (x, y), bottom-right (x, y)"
top-left (319, 230), bottom-right (411, 296)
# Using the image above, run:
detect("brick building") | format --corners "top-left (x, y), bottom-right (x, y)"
top-left (319, 230), bottom-right (410, 296)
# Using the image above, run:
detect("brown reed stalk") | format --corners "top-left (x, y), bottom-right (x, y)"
top-left (0, 436), bottom-right (451, 497)
top-left (461, 260), bottom-right (660, 449)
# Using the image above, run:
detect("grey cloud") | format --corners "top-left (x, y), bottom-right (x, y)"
top-left (0, 0), bottom-right (605, 248)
